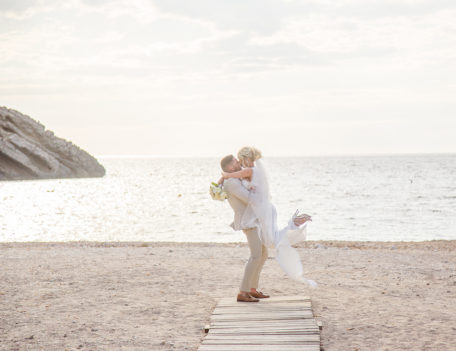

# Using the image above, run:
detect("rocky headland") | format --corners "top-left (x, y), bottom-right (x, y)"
top-left (0, 106), bottom-right (105, 180)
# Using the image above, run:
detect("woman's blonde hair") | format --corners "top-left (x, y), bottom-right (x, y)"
top-left (237, 146), bottom-right (262, 162)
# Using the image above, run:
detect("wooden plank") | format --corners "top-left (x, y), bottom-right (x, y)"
top-left (197, 295), bottom-right (321, 351)
top-left (209, 326), bottom-right (319, 332)
top-left (215, 302), bottom-right (311, 306)
top-left (208, 327), bottom-right (319, 333)
top-left (210, 321), bottom-right (318, 328)
top-left (219, 295), bottom-right (310, 302)
top-left (217, 296), bottom-right (310, 306)
top-left (210, 313), bottom-right (314, 321)
top-left (212, 307), bottom-right (312, 313)
top-left (210, 319), bottom-right (317, 327)
top-left (210, 319), bottom-right (318, 326)
top-left (212, 311), bottom-right (313, 316)
top-left (209, 325), bottom-right (319, 331)
top-left (201, 340), bottom-right (319, 346)
top-left (213, 305), bottom-right (312, 311)
top-left (198, 345), bottom-right (320, 351)
top-left (209, 328), bottom-right (318, 332)
top-left (201, 342), bottom-right (319, 346)
top-left (208, 328), bottom-right (319, 333)
top-left (212, 311), bottom-right (312, 316)
top-left (208, 331), bottom-right (319, 336)
top-left (203, 334), bottom-right (320, 342)
top-left (209, 326), bottom-right (318, 332)
top-left (209, 319), bottom-right (318, 330)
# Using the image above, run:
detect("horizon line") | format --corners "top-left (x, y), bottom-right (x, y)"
top-left (96, 151), bottom-right (456, 159)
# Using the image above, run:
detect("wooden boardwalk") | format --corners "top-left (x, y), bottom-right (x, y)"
top-left (198, 295), bottom-right (321, 351)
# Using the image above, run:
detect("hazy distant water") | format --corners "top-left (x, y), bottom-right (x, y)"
top-left (1, 155), bottom-right (455, 243)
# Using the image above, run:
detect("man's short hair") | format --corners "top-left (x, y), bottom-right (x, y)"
top-left (220, 155), bottom-right (234, 171)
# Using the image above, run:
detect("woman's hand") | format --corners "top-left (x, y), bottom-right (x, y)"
top-left (217, 176), bottom-right (224, 185)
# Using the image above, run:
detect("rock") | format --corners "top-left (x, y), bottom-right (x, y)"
top-left (0, 106), bottom-right (105, 180)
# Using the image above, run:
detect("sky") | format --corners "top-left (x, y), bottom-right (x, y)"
top-left (1, 0), bottom-right (455, 157)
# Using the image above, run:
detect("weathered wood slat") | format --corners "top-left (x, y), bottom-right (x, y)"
top-left (210, 322), bottom-right (318, 328)
top-left (212, 307), bottom-right (312, 313)
top-left (198, 346), bottom-right (320, 351)
top-left (210, 313), bottom-right (314, 321)
top-left (203, 335), bottom-right (320, 342)
top-left (214, 304), bottom-right (311, 312)
top-left (209, 324), bottom-right (318, 332)
top-left (215, 299), bottom-right (310, 306)
top-left (197, 295), bottom-right (321, 351)
top-left (210, 320), bottom-right (318, 326)
top-left (217, 296), bottom-right (310, 305)
top-left (210, 326), bottom-right (319, 332)
top-left (214, 302), bottom-right (312, 308)
top-left (208, 329), bottom-right (319, 335)
top-left (201, 341), bottom-right (320, 346)
top-left (211, 320), bottom-right (317, 324)
top-left (211, 312), bottom-right (313, 317)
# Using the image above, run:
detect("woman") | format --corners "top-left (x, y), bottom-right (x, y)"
top-left (222, 146), bottom-right (317, 287)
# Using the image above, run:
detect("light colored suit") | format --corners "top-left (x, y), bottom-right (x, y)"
top-left (224, 178), bottom-right (257, 230)
top-left (224, 178), bottom-right (268, 292)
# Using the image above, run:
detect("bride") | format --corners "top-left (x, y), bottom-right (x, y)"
top-left (221, 146), bottom-right (317, 287)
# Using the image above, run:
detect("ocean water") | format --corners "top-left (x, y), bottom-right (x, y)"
top-left (1, 154), bottom-right (455, 243)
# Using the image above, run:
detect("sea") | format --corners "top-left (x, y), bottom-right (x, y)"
top-left (1, 154), bottom-right (455, 243)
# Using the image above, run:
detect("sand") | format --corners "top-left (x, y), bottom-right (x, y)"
top-left (1, 240), bottom-right (455, 350)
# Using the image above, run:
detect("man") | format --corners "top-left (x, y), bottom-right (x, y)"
top-left (220, 154), bottom-right (311, 302)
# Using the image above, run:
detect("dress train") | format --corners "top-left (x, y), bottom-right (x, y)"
top-left (242, 159), bottom-right (317, 288)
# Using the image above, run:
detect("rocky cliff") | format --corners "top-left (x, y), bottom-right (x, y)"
top-left (0, 106), bottom-right (105, 180)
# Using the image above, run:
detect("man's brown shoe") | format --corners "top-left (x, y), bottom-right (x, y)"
top-left (237, 293), bottom-right (259, 302)
top-left (249, 291), bottom-right (270, 299)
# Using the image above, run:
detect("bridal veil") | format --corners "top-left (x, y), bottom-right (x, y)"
top-left (247, 159), bottom-right (317, 287)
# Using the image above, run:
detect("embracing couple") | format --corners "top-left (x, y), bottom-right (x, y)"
top-left (218, 146), bottom-right (316, 303)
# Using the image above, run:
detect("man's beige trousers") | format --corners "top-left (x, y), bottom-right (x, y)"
top-left (240, 227), bottom-right (268, 292)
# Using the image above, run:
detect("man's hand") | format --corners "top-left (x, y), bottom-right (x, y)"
top-left (221, 171), bottom-right (230, 179)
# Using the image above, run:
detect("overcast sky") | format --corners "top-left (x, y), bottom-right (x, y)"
top-left (1, 0), bottom-right (455, 157)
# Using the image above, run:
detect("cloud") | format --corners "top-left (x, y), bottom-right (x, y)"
top-left (1, 0), bottom-right (456, 156)
top-left (0, 0), bottom-right (239, 87)
top-left (153, 0), bottom-right (303, 34)
top-left (249, 8), bottom-right (456, 68)
top-left (0, 0), bottom-right (55, 20)
top-left (73, 0), bottom-right (159, 24)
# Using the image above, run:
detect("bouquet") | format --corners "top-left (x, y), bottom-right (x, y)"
top-left (209, 182), bottom-right (228, 201)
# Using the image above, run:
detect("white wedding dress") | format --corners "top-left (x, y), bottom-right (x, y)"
top-left (240, 159), bottom-right (317, 287)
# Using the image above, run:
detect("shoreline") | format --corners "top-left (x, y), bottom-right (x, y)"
top-left (1, 239), bottom-right (455, 250)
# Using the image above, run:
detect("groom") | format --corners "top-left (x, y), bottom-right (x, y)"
top-left (220, 154), bottom-right (310, 302)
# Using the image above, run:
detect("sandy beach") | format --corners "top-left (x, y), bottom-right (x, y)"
top-left (1, 240), bottom-right (455, 350)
